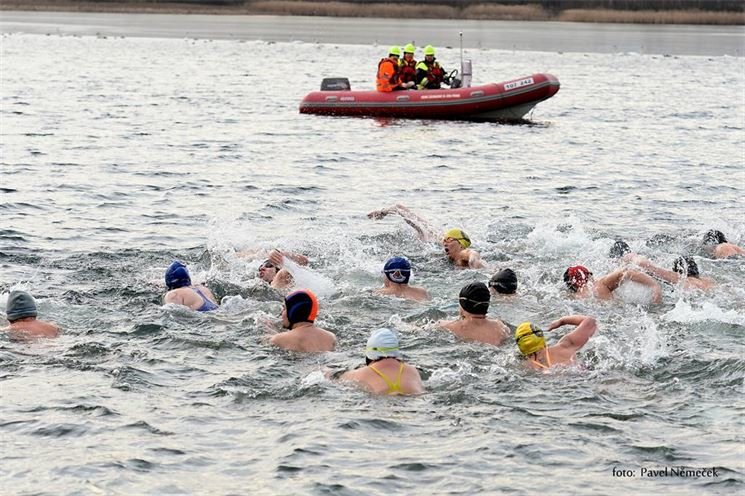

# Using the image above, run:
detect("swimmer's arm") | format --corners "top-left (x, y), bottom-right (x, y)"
top-left (437, 319), bottom-right (455, 330)
top-left (270, 269), bottom-right (293, 289)
top-left (466, 249), bottom-right (485, 269)
top-left (164, 291), bottom-right (186, 306)
top-left (269, 332), bottom-right (290, 347)
top-left (236, 248), bottom-right (265, 259)
top-left (630, 256), bottom-right (680, 285)
top-left (368, 204), bottom-right (438, 242)
top-left (552, 315), bottom-right (597, 351)
top-left (270, 249), bottom-right (308, 266)
top-left (596, 269), bottom-right (625, 292)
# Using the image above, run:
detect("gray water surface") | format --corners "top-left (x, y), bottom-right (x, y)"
top-left (0, 21), bottom-right (744, 496)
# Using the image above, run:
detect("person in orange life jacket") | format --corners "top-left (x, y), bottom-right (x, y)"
top-left (416, 45), bottom-right (447, 90)
top-left (376, 46), bottom-right (414, 92)
top-left (398, 43), bottom-right (418, 86)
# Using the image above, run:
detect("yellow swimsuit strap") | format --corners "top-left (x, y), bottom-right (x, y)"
top-left (369, 362), bottom-right (405, 393)
top-left (530, 348), bottom-right (552, 370)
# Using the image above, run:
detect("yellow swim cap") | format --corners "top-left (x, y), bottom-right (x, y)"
top-left (515, 322), bottom-right (546, 356)
top-left (443, 228), bottom-right (471, 248)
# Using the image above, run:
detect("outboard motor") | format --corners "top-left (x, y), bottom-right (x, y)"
top-left (461, 59), bottom-right (472, 88)
top-left (320, 78), bottom-right (351, 91)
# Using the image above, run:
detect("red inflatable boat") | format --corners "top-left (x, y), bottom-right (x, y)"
top-left (299, 73), bottom-right (560, 121)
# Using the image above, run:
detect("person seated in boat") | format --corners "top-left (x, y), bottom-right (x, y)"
top-left (238, 248), bottom-right (309, 289)
top-left (367, 203), bottom-right (485, 268)
top-left (489, 268), bottom-right (518, 297)
top-left (625, 254), bottom-right (715, 291)
top-left (2, 290), bottom-right (59, 339)
top-left (415, 45), bottom-right (447, 90)
top-left (563, 264), bottom-right (662, 304)
top-left (515, 315), bottom-right (597, 371)
top-left (398, 43), bottom-right (418, 87)
top-left (376, 46), bottom-right (414, 92)
top-left (269, 289), bottom-right (336, 352)
top-left (163, 260), bottom-right (219, 312)
top-left (702, 229), bottom-right (745, 258)
top-left (339, 328), bottom-right (424, 395)
top-left (438, 282), bottom-right (510, 346)
top-left (376, 256), bottom-right (429, 302)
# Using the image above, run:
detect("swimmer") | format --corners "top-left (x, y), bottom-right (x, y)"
top-left (438, 282), bottom-right (510, 346)
top-left (488, 268), bottom-right (518, 296)
top-left (367, 204), bottom-right (484, 268)
top-left (627, 254), bottom-right (715, 291)
top-left (563, 265), bottom-right (662, 304)
top-left (2, 290), bottom-right (59, 338)
top-left (702, 230), bottom-right (745, 259)
top-left (609, 239), bottom-right (632, 259)
top-left (515, 314), bottom-right (597, 371)
top-left (270, 289), bottom-right (336, 352)
top-left (375, 256), bottom-right (429, 302)
top-left (240, 248), bottom-right (309, 288)
top-left (163, 261), bottom-right (219, 312)
top-left (340, 328), bottom-right (424, 395)
top-left (442, 228), bottom-right (485, 269)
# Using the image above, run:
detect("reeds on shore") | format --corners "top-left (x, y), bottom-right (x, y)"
top-left (1, 0), bottom-right (743, 25)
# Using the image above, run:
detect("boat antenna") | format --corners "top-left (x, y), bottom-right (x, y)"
top-left (459, 31), bottom-right (463, 67)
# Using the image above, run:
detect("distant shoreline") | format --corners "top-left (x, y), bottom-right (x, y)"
top-left (1, 0), bottom-right (743, 25)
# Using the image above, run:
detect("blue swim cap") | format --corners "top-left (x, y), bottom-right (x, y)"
top-left (383, 256), bottom-right (411, 284)
top-left (165, 261), bottom-right (191, 290)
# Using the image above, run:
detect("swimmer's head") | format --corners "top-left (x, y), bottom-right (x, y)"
top-left (258, 259), bottom-right (278, 282)
top-left (443, 228), bottom-right (471, 249)
top-left (283, 289), bottom-right (319, 329)
top-left (703, 229), bottom-right (726, 246)
top-left (365, 327), bottom-right (401, 363)
top-left (458, 282), bottom-right (490, 315)
top-left (165, 261), bottom-right (191, 290)
top-left (5, 290), bottom-right (38, 322)
top-left (563, 265), bottom-right (592, 292)
top-left (672, 256), bottom-right (699, 278)
top-left (609, 239), bottom-right (631, 259)
top-left (489, 268), bottom-right (517, 295)
top-left (383, 256), bottom-right (411, 284)
top-left (515, 322), bottom-right (546, 356)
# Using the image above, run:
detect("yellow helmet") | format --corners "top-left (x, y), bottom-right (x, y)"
top-left (403, 43), bottom-right (416, 54)
top-left (515, 322), bottom-right (546, 356)
top-left (423, 45), bottom-right (436, 56)
top-left (389, 46), bottom-right (402, 57)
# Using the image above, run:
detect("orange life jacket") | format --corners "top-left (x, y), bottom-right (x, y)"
top-left (376, 57), bottom-right (400, 92)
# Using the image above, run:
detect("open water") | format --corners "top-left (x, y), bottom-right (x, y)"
top-left (1, 18), bottom-right (744, 496)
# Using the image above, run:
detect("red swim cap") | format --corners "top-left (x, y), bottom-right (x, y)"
top-left (564, 265), bottom-right (591, 292)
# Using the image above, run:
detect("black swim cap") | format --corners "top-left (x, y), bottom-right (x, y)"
top-left (672, 256), bottom-right (699, 278)
top-left (609, 239), bottom-right (631, 258)
top-left (703, 230), bottom-right (726, 245)
top-left (489, 268), bottom-right (517, 294)
top-left (458, 282), bottom-right (490, 315)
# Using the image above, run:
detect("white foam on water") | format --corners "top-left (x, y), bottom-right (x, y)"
top-left (614, 280), bottom-right (657, 305)
top-left (663, 298), bottom-right (745, 326)
top-left (282, 258), bottom-right (336, 298)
